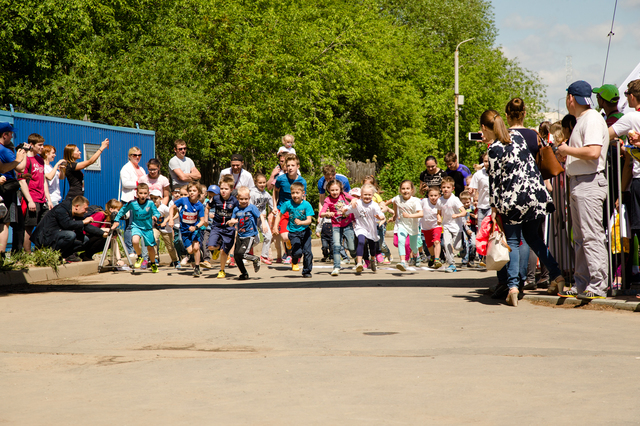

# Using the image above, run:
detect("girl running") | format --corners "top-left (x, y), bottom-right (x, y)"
top-left (391, 180), bottom-right (423, 271)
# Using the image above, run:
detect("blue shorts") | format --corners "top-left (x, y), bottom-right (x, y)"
top-left (132, 227), bottom-right (156, 247)
top-left (207, 226), bottom-right (236, 254)
top-left (181, 230), bottom-right (200, 249)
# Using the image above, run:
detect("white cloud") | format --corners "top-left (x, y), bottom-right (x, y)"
top-left (502, 13), bottom-right (540, 30)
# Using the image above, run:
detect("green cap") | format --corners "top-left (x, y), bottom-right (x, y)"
top-left (592, 84), bottom-right (620, 103)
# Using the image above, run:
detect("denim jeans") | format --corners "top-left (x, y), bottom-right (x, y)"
top-left (289, 228), bottom-right (313, 274)
top-left (332, 224), bottom-right (356, 268)
top-left (461, 229), bottom-right (476, 263)
top-left (497, 217), bottom-right (561, 289)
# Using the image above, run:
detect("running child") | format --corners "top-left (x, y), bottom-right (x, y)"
top-left (273, 153), bottom-right (307, 264)
top-left (420, 186), bottom-right (443, 269)
top-left (469, 151), bottom-right (490, 267)
top-left (362, 175), bottom-right (392, 264)
top-left (112, 183), bottom-right (160, 273)
top-left (227, 186), bottom-right (263, 280)
top-left (150, 189), bottom-right (178, 267)
top-left (391, 180), bottom-right (423, 271)
top-left (319, 179), bottom-right (356, 276)
top-left (250, 173), bottom-right (274, 264)
top-left (205, 174), bottom-right (239, 278)
top-left (459, 190), bottom-right (477, 267)
top-left (438, 176), bottom-right (466, 273)
top-left (341, 184), bottom-right (385, 274)
top-left (164, 182), bottom-right (206, 277)
top-left (274, 181), bottom-right (314, 277)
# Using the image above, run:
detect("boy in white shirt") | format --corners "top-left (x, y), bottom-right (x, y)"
top-left (438, 176), bottom-right (466, 273)
top-left (420, 186), bottom-right (443, 269)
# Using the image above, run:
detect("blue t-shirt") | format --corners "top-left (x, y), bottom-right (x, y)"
top-left (174, 197), bottom-right (205, 233)
top-left (275, 174), bottom-right (307, 208)
top-left (317, 173), bottom-right (350, 195)
top-left (0, 144), bottom-right (17, 180)
top-left (114, 199), bottom-right (160, 231)
top-left (207, 194), bottom-right (239, 227)
top-left (232, 204), bottom-right (261, 238)
top-left (279, 200), bottom-right (314, 233)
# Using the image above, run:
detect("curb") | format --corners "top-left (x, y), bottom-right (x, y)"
top-left (523, 294), bottom-right (640, 312)
top-left (1, 261), bottom-right (100, 285)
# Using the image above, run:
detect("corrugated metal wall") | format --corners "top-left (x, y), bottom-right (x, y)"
top-left (0, 109), bottom-right (155, 208)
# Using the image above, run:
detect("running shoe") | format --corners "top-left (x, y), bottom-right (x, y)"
top-left (396, 262), bottom-right (407, 271)
top-left (141, 260), bottom-right (148, 269)
top-left (371, 259), bottom-right (377, 273)
top-left (302, 273), bottom-right (312, 278)
top-left (433, 260), bottom-right (442, 269)
top-left (180, 256), bottom-right (190, 266)
top-left (134, 256), bottom-right (144, 269)
top-left (355, 262), bottom-right (363, 274)
top-left (576, 291), bottom-right (606, 300)
top-left (201, 260), bottom-right (212, 269)
top-left (217, 270), bottom-right (226, 279)
top-left (444, 265), bottom-right (457, 273)
top-left (151, 263), bottom-right (158, 273)
top-left (292, 263), bottom-right (300, 271)
top-left (558, 288), bottom-right (578, 298)
top-left (238, 273), bottom-right (249, 280)
top-left (275, 257), bottom-right (283, 264)
top-left (408, 257), bottom-right (416, 266)
top-left (331, 268), bottom-right (340, 276)
top-left (229, 257), bottom-right (236, 267)
top-left (211, 249), bottom-right (220, 260)
top-left (193, 266), bottom-right (201, 277)
top-left (283, 256), bottom-right (292, 264)
top-left (253, 258), bottom-right (261, 273)
top-left (376, 253), bottom-right (384, 263)
top-left (260, 256), bottom-right (272, 265)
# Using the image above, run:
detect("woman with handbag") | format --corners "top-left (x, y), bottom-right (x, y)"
top-left (481, 109), bottom-right (565, 306)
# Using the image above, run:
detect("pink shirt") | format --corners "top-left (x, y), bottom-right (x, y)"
top-left (319, 192), bottom-right (354, 227)
top-left (139, 174), bottom-right (170, 195)
top-left (19, 155), bottom-right (46, 203)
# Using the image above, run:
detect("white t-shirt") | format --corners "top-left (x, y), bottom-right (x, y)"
top-left (565, 109), bottom-right (608, 177)
top-left (438, 195), bottom-right (464, 232)
top-left (44, 164), bottom-right (61, 205)
top-left (169, 156), bottom-right (196, 186)
top-left (420, 198), bottom-right (441, 231)
top-left (277, 146), bottom-right (296, 156)
top-left (156, 203), bottom-right (172, 233)
top-left (392, 195), bottom-right (422, 235)
top-left (345, 199), bottom-right (383, 241)
top-left (220, 168), bottom-right (255, 189)
top-left (469, 168), bottom-right (490, 209)
top-left (612, 110), bottom-right (640, 178)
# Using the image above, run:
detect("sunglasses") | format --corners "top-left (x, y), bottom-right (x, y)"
top-left (131, 154), bottom-right (142, 158)
top-left (177, 147), bottom-right (187, 151)
top-left (625, 90), bottom-right (631, 97)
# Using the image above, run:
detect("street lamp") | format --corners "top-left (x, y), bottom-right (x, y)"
top-left (454, 38), bottom-right (474, 160)
top-left (557, 96), bottom-right (566, 121)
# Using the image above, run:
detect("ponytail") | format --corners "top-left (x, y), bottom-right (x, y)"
top-left (480, 109), bottom-right (511, 144)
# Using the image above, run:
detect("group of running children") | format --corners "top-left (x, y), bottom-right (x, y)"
top-left (93, 140), bottom-right (487, 279)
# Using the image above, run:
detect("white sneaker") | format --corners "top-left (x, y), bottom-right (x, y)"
top-left (180, 256), bottom-right (190, 266)
top-left (355, 263), bottom-right (363, 274)
top-left (331, 268), bottom-right (340, 276)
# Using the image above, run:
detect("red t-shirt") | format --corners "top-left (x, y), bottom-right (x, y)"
top-left (19, 155), bottom-right (46, 203)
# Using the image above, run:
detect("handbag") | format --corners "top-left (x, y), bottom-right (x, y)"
top-left (485, 222), bottom-right (511, 271)
top-left (536, 133), bottom-right (564, 180)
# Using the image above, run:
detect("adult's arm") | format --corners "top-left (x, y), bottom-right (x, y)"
top-left (45, 160), bottom-right (62, 181)
top-left (162, 185), bottom-right (171, 206)
top-left (120, 163), bottom-right (139, 191)
top-left (54, 207), bottom-right (86, 231)
top-left (555, 143), bottom-right (602, 161)
top-left (189, 164), bottom-right (201, 181)
top-left (19, 179), bottom-right (36, 211)
top-left (76, 139), bottom-right (109, 171)
top-left (0, 148), bottom-right (27, 174)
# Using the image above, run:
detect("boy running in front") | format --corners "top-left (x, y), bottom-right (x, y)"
top-left (227, 186), bottom-right (264, 280)
top-left (205, 174), bottom-right (239, 278)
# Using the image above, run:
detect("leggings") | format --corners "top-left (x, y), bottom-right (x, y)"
top-left (356, 235), bottom-right (379, 258)
top-left (396, 231), bottom-right (419, 259)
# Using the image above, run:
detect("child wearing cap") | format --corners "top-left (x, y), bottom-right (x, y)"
top-left (150, 188), bottom-right (178, 266)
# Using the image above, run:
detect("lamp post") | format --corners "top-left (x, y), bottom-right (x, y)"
top-left (454, 38), bottom-right (474, 160)
top-left (557, 96), bottom-right (566, 121)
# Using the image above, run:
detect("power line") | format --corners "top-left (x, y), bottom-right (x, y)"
top-left (602, 0), bottom-right (618, 85)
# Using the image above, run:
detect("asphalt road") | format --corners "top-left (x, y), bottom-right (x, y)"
top-left (2, 251), bottom-right (640, 425)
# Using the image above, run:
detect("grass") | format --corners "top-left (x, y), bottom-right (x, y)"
top-left (0, 248), bottom-right (62, 272)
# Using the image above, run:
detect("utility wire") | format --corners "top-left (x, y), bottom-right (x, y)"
top-left (602, 0), bottom-right (618, 85)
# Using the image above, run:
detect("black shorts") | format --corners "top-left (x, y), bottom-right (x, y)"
top-left (24, 202), bottom-right (49, 229)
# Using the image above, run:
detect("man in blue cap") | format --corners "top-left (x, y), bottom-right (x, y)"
top-left (556, 81), bottom-right (610, 299)
top-left (0, 122), bottom-right (29, 255)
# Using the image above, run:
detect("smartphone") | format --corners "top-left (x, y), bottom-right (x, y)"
top-left (468, 132), bottom-right (483, 141)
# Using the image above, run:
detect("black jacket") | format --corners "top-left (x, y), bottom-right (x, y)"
top-left (32, 199), bottom-right (104, 247)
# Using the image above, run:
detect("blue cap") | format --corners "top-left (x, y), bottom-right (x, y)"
top-left (567, 81), bottom-right (593, 107)
top-left (207, 185), bottom-right (220, 194)
top-left (0, 122), bottom-right (14, 134)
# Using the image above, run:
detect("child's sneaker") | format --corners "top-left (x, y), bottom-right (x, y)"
top-left (415, 258), bottom-right (421, 267)
top-left (217, 270), bottom-right (226, 279)
top-left (238, 273), bottom-right (249, 280)
top-left (141, 260), bottom-right (148, 269)
top-left (229, 257), bottom-right (236, 267)
top-left (445, 264), bottom-right (457, 273)
top-left (383, 255), bottom-right (391, 265)
top-left (180, 256), bottom-right (190, 266)
top-left (292, 263), bottom-right (300, 271)
top-left (331, 268), bottom-right (340, 276)
top-left (341, 258), bottom-right (350, 265)
top-left (433, 259), bottom-right (443, 269)
top-left (478, 260), bottom-right (486, 268)
top-left (151, 263), bottom-right (159, 273)
top-left (173, 261), bottom-right (181, 269)
top-left (376, 253), bottom-right (384, 263)
top-left (193, 265), bottom-right (201, 277)
top-left (285, 240), bottom-right (292, 250)
top-left (253, 258), bottom-right (261, 273)
top-left (408, 257), bottom-right (416, 266)
top-left (201, 260), bottom-right (212, 269)
top-left (396, 262), bottom-right (407, 271)
top-left (211, 249), bottom-right (220, 260)
top-left (134, 256), bottom-right (144, 269)
top-left (283, 256), bottom-right (292, 264)
top-left (419, 253), bottom-right (428, 264)
top-left (371, 259), bottom-right (377, 273)
top-left (275, 257), bottom-right (283, 264)
top-left (260, 256), bottom-right (272, 265)
top-left (355, 262), bottom-right (363, 274)
top-left (364, 260), bottom-right (370, 269)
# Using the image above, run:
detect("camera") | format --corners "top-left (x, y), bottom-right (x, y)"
top-left (16, 143), bottom-right (32, 151)
top-left (468, 132), bottom-right (483, 141)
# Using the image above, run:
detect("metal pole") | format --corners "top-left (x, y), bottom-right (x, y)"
top-left (454, 38), bottom-right (474, 160)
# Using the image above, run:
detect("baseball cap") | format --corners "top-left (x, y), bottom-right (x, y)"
top-left (592, 84), bottom-right (620, 103)
top-left (149, 189), bottom-right (163, 197)
top-left (207, 184), bottom-right (220, 194)
top-left (567, 81), bottom-right (593, 107)
top-left (349, 187), bottom-right (361, 197)
top-left (230, 153), bottom-right (244, 162)
top-left (0, 122), bottom-right (15, 134)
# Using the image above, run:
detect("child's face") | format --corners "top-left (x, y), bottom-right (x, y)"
top-left (137, 188), bottom-right (149, 202)
top-left (150, 195), bottom-right (161, 206)
top-left (283, 139), bottom-right (293, 149)
top-left (179, 189), bottom-right (188, 198)
top-left (361, 189), bottom-right (373, 204)
top-left (256, 176), bottom-right (267, 192)
top-left (428, 190), bottom-right (440, 204)
top-left (172, 189), bottom-right (180, 200)
top-left (286, 160), bottom-right (298, 176)
top-left (483, 157), bottom-right (489, 170)
top-left (400, 182), bottom-right (413, 199)
top-left (237, 192), bottom-right (250, 208)
top-left (462, 198), bottom-right (471, 209)
top-left (188, 186), bottom-right (200, 201)
top-left (328, 183), bottom-right (341, 199)
top-left (441, 183), bottom-right (453, 197)
top-left (473, 199), bottom-right (478, 208)
top-left (446, 161), bottom-right (458, 171)
top-left (291, 187), bottom-right (304, 204)
top-left (110, 206), bottom-right (121, 215)
top-left (219, 183), bottom-right (231, 199)
top-left (207, 191), bottom-right (215, 200)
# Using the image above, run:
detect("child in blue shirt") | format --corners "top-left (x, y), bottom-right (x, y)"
top-left (112, 183), bottom-right (160, 273)
top-left (274, 181), bottom-right (314, 277)
top-left (165, 182), bottom-right (206, 277)
top-left (273, 154), bottom-right (307, 264)
top-left (227, 186), bottom-right (263, 280)
top-left (205, 174), bottom-right (239, 279)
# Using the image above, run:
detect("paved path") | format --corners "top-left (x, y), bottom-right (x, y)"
top-left (2, 250), bottom-right (640, 425)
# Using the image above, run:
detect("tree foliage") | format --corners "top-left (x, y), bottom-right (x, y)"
top-left (0, 0), bottom-right (545, 198)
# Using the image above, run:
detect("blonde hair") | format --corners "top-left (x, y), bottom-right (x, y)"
top-left (361, 183), bottom-right (376, 194)
top-left (236, 186), bottom-right (250, 197)
top-left (219, 174), bottom-right (234, 187)
top-left (104, 199), bottom-right (123, 222)
top-left (128, 146), bottom-right (141, 157)
top-left (282, 134), bottom-right (295, 145)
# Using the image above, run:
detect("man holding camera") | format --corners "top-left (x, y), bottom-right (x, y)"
top-left (0, 122), bottom-right (28, 256)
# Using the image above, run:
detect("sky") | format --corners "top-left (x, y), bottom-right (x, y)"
top-left (490, 0), bottom-right (640, 117)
